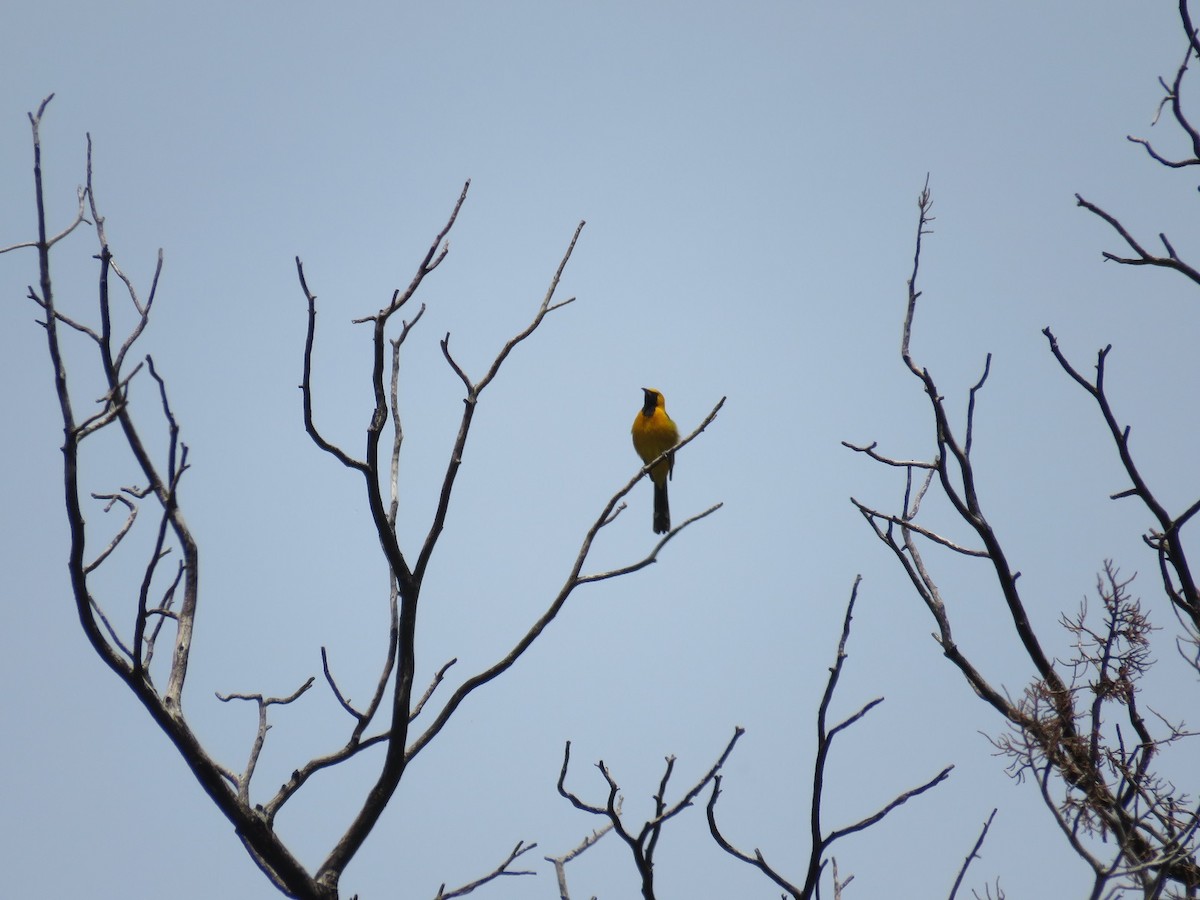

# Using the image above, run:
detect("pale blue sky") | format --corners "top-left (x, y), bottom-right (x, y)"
top-left (3, 2), bottom-right (1198, 898)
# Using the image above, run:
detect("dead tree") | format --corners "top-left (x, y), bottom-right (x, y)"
top-left (846, 4), bottom-right (1200, 893)
top-left (1, 96), bottom-right (723, 900)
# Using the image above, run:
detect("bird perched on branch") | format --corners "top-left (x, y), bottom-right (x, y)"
top-left (631, 388), bottom-right (680, 534)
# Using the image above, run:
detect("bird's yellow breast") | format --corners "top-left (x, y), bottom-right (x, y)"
top-left (632, 410), bottom-right (679, 460)
top-left (632, 390), bottom-right (679, 483)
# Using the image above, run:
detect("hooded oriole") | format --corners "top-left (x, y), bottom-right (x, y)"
top-left (631, 388), bottom-right (680, 534)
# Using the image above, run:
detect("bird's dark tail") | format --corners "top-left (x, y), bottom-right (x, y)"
top-left (653, 481), bottom-right (671, 534)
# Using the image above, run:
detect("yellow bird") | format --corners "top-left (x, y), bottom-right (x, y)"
top-left (631, 388), bottom-right (680, 534)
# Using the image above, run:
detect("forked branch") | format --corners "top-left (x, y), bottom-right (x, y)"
top-left (558, 729), bottom-right (744, 900)
top-left (708, 577), bottom-right (952, 899)
top-left (433, 840), bottom-right (538, 899)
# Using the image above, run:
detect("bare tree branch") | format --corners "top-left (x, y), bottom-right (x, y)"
top-left (1126, 19), bottom-right (1200, 167)
top-left (404, 397), bottom-right (725, 765)
top-left (841, 439), bottom-right (937, 470)
top-left (216, 679), bottom-right (317, 804)
top-left (433, 840), bottom-right (538, 899)
top-left (708, 577), bottom-right (952, 899)
top-left (84, 492), bottom-right (138, 573)
top-left (416, 219), bottom-right (586, 586)
top-left (1074, 194), bottom-right (1200, 286)
top-left (849, 498), bottom-right (988, 557)
top-left (1042, 328), bottom-right (1200, 626)
top-left (296, 257), bottom-right (370, 473)
top-left (545, 821), bottom-right (619, 900)
top-left (559, 729), bottom-right (744, 900)
top-left (947, 809), bottom-right (997, 900)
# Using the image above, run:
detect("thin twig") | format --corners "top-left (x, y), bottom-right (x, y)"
top-left (950, 811), bottom-right (998, 900)
top-left (434, 841), bottom-right (538, 899)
